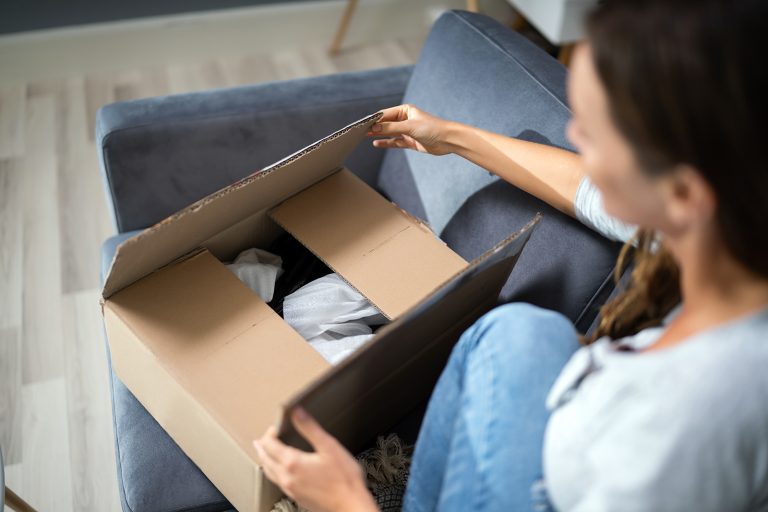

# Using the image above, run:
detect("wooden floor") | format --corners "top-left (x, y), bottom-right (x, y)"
top-left (0, 2), bottom-right (447, 509)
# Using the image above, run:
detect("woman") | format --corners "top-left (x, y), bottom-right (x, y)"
top-left (253, 0), bottom-right (768, 510)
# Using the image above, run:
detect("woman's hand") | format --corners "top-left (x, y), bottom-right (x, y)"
top-left (367, 104), bottom-right (457, 156)
top-left (253, 407), bottom-right (379, 512)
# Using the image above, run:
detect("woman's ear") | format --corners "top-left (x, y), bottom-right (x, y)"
top-left (661, 164), bottom-right (717, 234)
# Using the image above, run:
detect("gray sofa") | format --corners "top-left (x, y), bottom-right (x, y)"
top-left (97, 10), bottom-right (621, 512)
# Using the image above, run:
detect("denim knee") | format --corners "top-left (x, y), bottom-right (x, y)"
top-left (454, 302), bottom-right (578, 363)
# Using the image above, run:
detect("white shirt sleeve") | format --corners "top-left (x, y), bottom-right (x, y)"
top-left (573, 176), bottom-right (638, 244)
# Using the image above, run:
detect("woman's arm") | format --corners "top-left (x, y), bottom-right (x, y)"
top-left (368, 104), bottom-right (584, 216)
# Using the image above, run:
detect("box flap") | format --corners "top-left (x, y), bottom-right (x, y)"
top-left (269, 168), bottom-right (468, 320)
top-left (101, 111), bottom-right (384, 300)
top-left (104, 249), bottom-right (330, 455)
top-left (276, 215), bottom-right (541, 452)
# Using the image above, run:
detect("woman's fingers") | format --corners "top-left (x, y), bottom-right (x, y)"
top-left (253, 439), bottom-right (293, 495)
top-left (258, 426), bottom-right (305, 467)
top-left (376, 104), bottom-right (410, 122)
top-left (370, 104), bottom-right (416, 136)
top-left (290, 407), bottom-right (337, 453)
top-left (373, 137), bottom-right (414, 150)
top-left (253, 416), bottom-right (376, 511)
top-left (368, 120), bottom-right (412, 137)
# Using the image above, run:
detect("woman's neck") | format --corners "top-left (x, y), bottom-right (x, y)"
top-left (648, 233), bottom-right (768, 350)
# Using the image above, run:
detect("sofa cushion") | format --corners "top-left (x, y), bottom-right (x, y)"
top-left (102, 232), bottom-right (234, 512)
top-left (378, 10), bottom-right (621, 327)
top-left (378, 10), bottom-right (572, 233)
top-left (441, 180), bottom-right (621, 333)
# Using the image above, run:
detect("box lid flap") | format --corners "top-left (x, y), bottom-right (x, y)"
top-left (101, 111), bottom-right (384, 300)
top-left (276, 214), bottom-right (541, 452)
top-left (268, 168), bottom-right (468, 320)
top-left (104, 249), bottom-right (331, 454)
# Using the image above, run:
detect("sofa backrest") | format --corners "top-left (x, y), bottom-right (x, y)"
top-left (377, 10), bottom-right (621, 331)
top-left (96, 66), bottom-right (412, 233)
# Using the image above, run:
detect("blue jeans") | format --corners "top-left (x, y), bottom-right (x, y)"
top-left (402, 303), bottom-right (580, 512)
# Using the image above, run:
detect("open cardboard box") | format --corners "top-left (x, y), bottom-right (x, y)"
top-left (100, 111), bottom-right (540, 511)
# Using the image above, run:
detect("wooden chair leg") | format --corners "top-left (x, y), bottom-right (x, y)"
top-left (510, 10), bottom-right (528, 32)
top-left (466, 0), bottom-right (480, 13)
top-left (329, 0), bottom-right (359, 56)
top-left (558, 43), bottom-right (575, 67)
top-left (5, 486), bottom-right (38, 512)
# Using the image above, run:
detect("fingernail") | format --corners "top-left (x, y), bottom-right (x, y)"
top-left (371, 124), bottom-right (382, 132)
top-left (294, 407), bottom-right (308, 422)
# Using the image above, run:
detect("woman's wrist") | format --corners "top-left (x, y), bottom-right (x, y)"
top-left (441, 119), bottom-right (475, 158)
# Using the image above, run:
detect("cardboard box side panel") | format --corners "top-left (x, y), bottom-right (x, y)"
top-left (277, 217), bottom-right (540, 450)
top-left (278, 250), bottom-right (524, 451)
top-left (270, 169), bottom-right (467, 319)
top-left (106, 250), bottom-right (330, 454)
top-left (102, 112), bottom-right (383, 299)
top-left (257, 477), bottom-right (285, 512)
top-left (104, 306), bottom-right (262, 512)
top-left (331, 299), bottom-right (494, 451)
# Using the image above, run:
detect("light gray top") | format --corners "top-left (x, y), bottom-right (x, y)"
top-left (573, 174), bottom-right (639, 243)
top-left (543, 176), bottom-right (768, 511)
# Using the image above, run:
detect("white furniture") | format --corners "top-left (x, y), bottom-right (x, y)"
top-left (508, 0), bottom-right (597, 45)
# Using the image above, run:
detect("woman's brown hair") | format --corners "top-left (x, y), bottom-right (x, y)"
top-left (585, 0), bottom-right (768, 342)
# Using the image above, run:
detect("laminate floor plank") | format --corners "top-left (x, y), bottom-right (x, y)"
top-left (399, 36), bottom-right (427, 62)
top-left (167, 59), bottom-right (230, 95)
top-left (62, 291), bottom-right (122, 512)
top-left (20, 94), bottom-right (66, 385)
top-left (23, 91), bottom-right (57, 154)
top-left (328, 42), bottom-right (399, 73)
top-left (0, 160), bottom-right (22, 330)
top-left (0, 328), bottom-right (22, 465)
top-left (83, 74), bottom-right (116, 143)
top-left (58, 143), bottom-right (113, 294)
top-left (271, 49), bottom-right (315, 81)
top-left (14, 378), bottom-right (73, 512)
top-left (221, 53), bottom-right (279, 87)
top-left (0, 83), bottom-right (26, 159)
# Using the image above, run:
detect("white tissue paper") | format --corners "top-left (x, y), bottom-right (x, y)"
top-left (308, 334), bottom-right (376, 366)
top-left (283, 273), bottom-right (387, 364)
top-left (225, 248), bottom-right (283, 302)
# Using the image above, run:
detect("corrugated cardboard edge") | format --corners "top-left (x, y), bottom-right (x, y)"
top-left (277, 213), bottom-right (542, 420)
top-left (395, 204), bottom-right (437, 236)
top-left (100, 110), bottom-right (384, 302)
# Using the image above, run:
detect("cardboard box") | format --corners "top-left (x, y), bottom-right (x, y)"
top-left (101, 111), bottom-right (539, 511)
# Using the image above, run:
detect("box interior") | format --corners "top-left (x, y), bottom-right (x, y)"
top-left (270, 168), bottom-right (467, 320)
top-left (102, 164), bottom-right (473, 470)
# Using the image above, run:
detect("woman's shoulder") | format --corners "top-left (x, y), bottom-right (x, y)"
top-left (631, 307), bottom-right (768, 438)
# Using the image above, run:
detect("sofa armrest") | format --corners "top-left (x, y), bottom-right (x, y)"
top-left (96, 65), bottom-right (413, 233)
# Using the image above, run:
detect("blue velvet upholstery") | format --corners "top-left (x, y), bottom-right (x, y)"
top-left (379, 11), bottom-right (621, 331)
top-left (97, 65), bottom-right (413, 233)
top-left (98, 10), bottom-right (622, 512)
